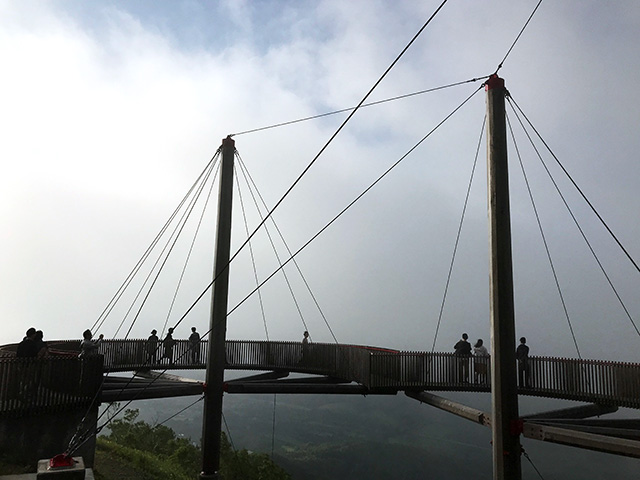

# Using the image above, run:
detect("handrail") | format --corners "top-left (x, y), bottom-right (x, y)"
top-left (1, 340), bottom-right (639, 409)
top-left (0, 356), bottom-right (103, 417)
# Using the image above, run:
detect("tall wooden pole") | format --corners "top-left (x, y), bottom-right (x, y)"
top-left (200, 136), bottom-right (235, 479)
top-left (486, 74), bottom-right (522, 480)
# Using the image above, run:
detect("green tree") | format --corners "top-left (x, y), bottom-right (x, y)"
top-left (103, 408), bottom-right (290, 479)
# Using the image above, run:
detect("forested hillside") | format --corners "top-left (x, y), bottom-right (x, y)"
top-left (94, 407), bottom-right (290, 480)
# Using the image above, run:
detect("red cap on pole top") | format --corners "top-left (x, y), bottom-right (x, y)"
top-left (222, 135), bottom-right (235, 147)
top-left (485, 74), bottom-right (505, 91)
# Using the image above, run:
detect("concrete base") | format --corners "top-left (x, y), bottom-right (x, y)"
top-left (36, 457), bottom-right (84, 479)
top-left (0, 469), bottom-right (94, 480)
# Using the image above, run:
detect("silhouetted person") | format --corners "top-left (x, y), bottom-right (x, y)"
top-left (301, 331), bottom-right (310, 364)
top-left (516, 336), bottom-right (531, 388)
top-left (16, 327), bottom-right (39, 358)
top-left (15, 327), bottom-right (39, 400)
top-left (80, 329), bottom-right (103, 357)
top-left (454, 333), bottom-right (472, 383)
top-left (473, 339), bottom-right (489, 384)
top-left (34, 330), bottom-right (49, 357)
top-left (147, 329), bottom-right (159, 364)
top-left (189, 327), bottom-right (201, 364)
top-left (162, 328), bottom-right (175, 365)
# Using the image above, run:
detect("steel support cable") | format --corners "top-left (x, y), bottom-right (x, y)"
top-left (69, 157), bottom-right (217, 454)
top-left (235, 154), bottom-right (316, 341)
top-left (431, 115), bottom-right (486, 353)
top-left (166, 5), bottom-right (453, 338)
top-left (69, 86), bottom-right (481, 456)
top-left (271, 393), bottom-right (277, 459)
top-left (227, 87), bottom-right (484, 319)
top-left (153, 395), bottom-right (204, 429)
top-left (230, 76), bottom-right (488, 137)
top-left (234, 167), bottom-right (282, 460)
top-left (91, 151), bottom-right (220, 333)
top-left (68, 159), bottom-right (220, 454)
top-left (115, 155), bottom-right (218, 339)
top-left (222, 411), bottom-right (236, 452)
top-left (67, 316), bottom-right (211, 456)
top-left (95, 154), bottom-right (215, 410)
top-left (522, 449), bottom-right (547, 480)
top-left (68, 328), bottom-right (216, 455)
top-left (506, 98), bottom-right (640, 339)
top-left (235, 169), bottom-right (270, 341)
top-left (508, 97), bottom-right (640, 275)
top-left (495, 0), bottom-right (543, 73)
top-left (222, 0), bottom-right (452, 272)
top-left (236, 153), bottom-right (337, 342)
top-left (506, 112), bottom-right (582, 359)
top-left (159, 155), bottom-right (222, 340)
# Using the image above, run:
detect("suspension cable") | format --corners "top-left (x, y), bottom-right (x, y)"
top-left (522, 448), bottom-right (548, 480)
top-left (235, 169), bottom-right (270, 341)
top-left (68, 155), bottom-right (220, 453)
top-left (154, 395), bottom-right (204, 429)
top-left (495, 0), bottom-right (544, 73)
top-left (162, 0), bottom-right (454, 338)
top-left (506, 98), bottom-right (640, 339)
top-left (68, 328), bottom-right (215, 455)
top-left (506, 111), bottom-right (582, 358)
top-left (70, 1), bottom-right (455, 453)
top-left (160, 154), bottom-right (221, 339)
top-left (70, 85), bottom-right (480, 452)
top-left (69, 160), bottom-right (219, 454)
top-left (271, 393), bottom-right (277, 459)
top-left (235, 154), bottom-right (324, 341)
top-left (227, 86), bottom-right (483, 319)
top-left (508, 97), bottom-right (640, 276)
top-left (222, 411), bottom-right (236, 452)
top-left (230, 76), bottom-right (488, 137)
top-left (431, 115), bottom-right (485, 352)
top-left (91, 152), bottom-right (219, 333)
top-left (116, 155), bottom-right (217, 339)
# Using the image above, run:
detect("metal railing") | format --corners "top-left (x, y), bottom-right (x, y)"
top-left (0, 356), bottom-right (103, 417)
top-left (2, 340), bottom-right (639, 409)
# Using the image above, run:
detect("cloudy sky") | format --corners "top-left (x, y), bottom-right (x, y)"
top-left (1, 0), bottom-right (639, 363)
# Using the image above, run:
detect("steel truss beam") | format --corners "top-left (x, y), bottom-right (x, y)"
top-left (405, 390), bottom-right (640, 458)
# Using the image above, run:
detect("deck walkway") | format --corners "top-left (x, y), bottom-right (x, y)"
top-left (2, 339), bottom-right (639, 411)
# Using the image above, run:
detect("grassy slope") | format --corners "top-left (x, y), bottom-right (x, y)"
top-left (94, 438), bottom-right (192, 480)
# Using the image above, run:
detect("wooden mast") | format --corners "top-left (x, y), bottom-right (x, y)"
top-left (200, 135), bottom-right (235, 479)
top-left (486, 74), bottom-right (522, 479)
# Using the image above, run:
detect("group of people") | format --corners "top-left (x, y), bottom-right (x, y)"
top-left (16, 328), bottom-right (49, 358)
top-left (16, 325), bottom-right (204, 367)
top-left (17, 327), bottom-right (105, 359)
top-left (146, 327), bottom-right (201, 365)
top-left (453, 333), bottom-right (531, 387)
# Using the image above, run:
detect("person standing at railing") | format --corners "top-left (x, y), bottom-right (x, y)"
top-left (300, 331), bottom-right (310, 365)
top-left (34, 330), bottom-right (49, 358)
top-left (189, 327), bottom-right (201, 364)
top-left (15, 327), bottom-right (39, 402)
top-left (454, 333), bottom-right (472, 383)
top-left (16, 327), bottom-right (39, 358)
top-left (79, 329), bottom-right (103, 358)
top-left (162, 328), bottom-right (175, 365)
top-left (516, 336), bottom-right (531, 388)
top-left (473, 339), bottom-right (489, 384)
top-left (147, 329), bottom-right (159, 364)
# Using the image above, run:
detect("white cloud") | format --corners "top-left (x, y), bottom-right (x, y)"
top-left (0, 1), bottom-right (638, 366)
